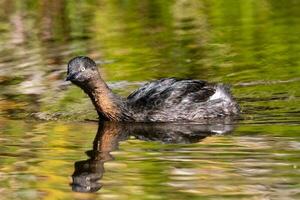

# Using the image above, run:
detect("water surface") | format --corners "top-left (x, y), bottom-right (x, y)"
top-left (0, 0), bottom-right (299, 199)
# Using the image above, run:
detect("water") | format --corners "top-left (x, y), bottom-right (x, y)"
top-left (0, 0), bottom-right (299, 199)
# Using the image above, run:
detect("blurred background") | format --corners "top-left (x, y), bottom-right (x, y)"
top-left (0, 0), bottom-right (299, 199)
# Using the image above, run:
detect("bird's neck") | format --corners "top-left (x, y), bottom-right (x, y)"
top-left (82, 77), bottom-right (127, 121)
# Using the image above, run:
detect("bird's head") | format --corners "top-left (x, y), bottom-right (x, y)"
top-left (66, 56), bottom-right (100, 86)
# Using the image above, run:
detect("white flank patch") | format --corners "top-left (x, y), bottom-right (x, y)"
top-left (209, 86), bottom-right (231, 101)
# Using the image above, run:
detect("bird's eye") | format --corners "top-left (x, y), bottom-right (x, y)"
top-left (80, 66), bottom-right (85, 72)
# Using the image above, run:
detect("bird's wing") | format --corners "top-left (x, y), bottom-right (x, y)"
top-left (127, 78), bottom-right (216, 108)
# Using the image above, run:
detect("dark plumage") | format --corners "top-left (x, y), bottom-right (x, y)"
top-left (66, 56), bottom-right (239, 122)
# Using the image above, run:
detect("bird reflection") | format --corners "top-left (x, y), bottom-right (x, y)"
top-left (71, 121), bottom-right (235, 193)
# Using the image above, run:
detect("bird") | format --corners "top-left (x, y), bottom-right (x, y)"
top-left (66, 56), bottom-right (239, 122)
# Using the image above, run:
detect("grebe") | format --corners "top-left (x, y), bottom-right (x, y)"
top-left (66, 56), bottom-right (239, 122)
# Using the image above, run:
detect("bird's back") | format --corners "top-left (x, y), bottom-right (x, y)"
top-left (126, 78), bottom-right (239, 122)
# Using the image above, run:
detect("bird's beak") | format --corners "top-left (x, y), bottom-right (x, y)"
top-left (65, 72), bottom-right (79, 81)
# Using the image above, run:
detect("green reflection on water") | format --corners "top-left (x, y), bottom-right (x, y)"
top-left (0, 0), bottom-right (299, 199)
